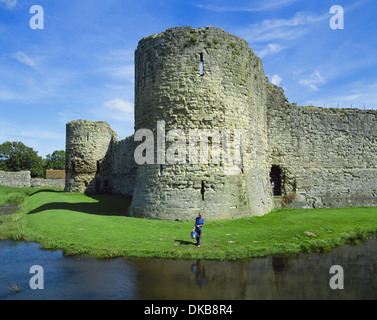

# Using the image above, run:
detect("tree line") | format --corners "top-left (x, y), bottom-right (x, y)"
top-left (0, 141), bottom-right (65, 178)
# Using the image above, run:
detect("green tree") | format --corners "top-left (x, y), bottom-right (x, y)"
top-left (0, 141), bottom-right (44, 177)
top-left (44, 150), bottom-right (65, 170)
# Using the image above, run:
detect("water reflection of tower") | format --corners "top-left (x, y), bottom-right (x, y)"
top-left (191, 260), bottom-right (206, 288)
top-left (271, 256), bottom-right (288, 293)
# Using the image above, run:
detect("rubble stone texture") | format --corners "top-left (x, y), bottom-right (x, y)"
top-left (64, 26), bottom-right (377, 220)
top-left (0, 171), bottom-right (31, 188)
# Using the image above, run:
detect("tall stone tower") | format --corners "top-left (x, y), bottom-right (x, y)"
top-left (130, 26), bottom-right (273, 220)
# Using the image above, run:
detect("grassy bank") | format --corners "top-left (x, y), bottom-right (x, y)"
top-left (0, 186), bottom-right (35, 206)
top-left (1, 186), bottom-right (377, 260)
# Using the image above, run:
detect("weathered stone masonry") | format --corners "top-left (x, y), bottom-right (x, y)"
top-left (65, 26), bottom-right (377, 220)
top-left (65, 120), bottom-right (136, 196)
top-left (267, 83), bottom-right (377, 209)
top-left (0, 171), bottom-right (31, 188)
top-left (0, 171), bottom-right (65, 189)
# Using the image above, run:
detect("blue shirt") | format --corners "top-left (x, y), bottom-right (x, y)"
top-left (195, 217), bottom-right (204, 231)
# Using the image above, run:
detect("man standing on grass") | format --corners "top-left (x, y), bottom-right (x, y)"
top-left (194, 212), bottom-right (204, 247)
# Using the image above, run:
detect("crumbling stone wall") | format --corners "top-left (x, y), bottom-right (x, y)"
top-left (65, 120), bottom-right (136, 196)
top-left (65, 120), bottom-right (116, 193)
top-left (31, 178), bottom-right (65, 189)
top-left (0, 171), bottom-right (65, 189)
top-left (0, 171), bottom-right (31, 188)
top-left (267, 82), bottom-right (377, 208)
top-left (110, 135), bottom-right (137, 197)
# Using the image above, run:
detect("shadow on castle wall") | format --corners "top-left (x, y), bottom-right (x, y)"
top-left (27, 189), bottom-right (132, 217)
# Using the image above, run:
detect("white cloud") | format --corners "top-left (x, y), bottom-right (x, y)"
top-left (103, 98), bottom-right (133, 113)
top-left (0, 128), bottom-right (64, 140)
top-left (270, 74), bottom-right (282, 86)
top-left (343, 93), bottom-right (362, 101)
top-left (298, 71), bottom-right (325, 91)
top-left (0, 120), bottom-right (65, 156)
top-left (256, 43), bottom-right (285, 58)
top-left (92, 98), bottom-right (134, 122)
top-left (237, 11), bottom-right (329, 43)
top-left (303, 82), bottom-right (377, 109)
top-left (0, 120), bottom-right (65, 151)
top-left (109, 64), bottom-right (134, 82)
top-left (102, 98), bottom-right (134, 121)
top-left (0, 0), bottom-right (17, 10)
top-left (12, 52), bottom-right (35, 67)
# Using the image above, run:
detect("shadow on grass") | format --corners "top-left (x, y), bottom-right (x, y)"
top-left (29, 189), bottom-right (65, 196)
top-left (28, 191), bottom-right (132, 217)
top-left (174, 240), bottom-right (197, 246)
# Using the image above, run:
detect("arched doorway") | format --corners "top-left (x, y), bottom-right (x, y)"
top-left (270, 166), bottom-right (282, 196)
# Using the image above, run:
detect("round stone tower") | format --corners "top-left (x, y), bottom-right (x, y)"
top-left (65, 120), bottom-right (116, 193)
top-left (130, 26), bottom-right (273, 220)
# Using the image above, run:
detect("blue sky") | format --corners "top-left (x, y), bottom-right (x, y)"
top-left (1, 0), bottom-right (376, 157)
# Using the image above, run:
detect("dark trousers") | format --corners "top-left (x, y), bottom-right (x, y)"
top-left (196, 230), bottom-right (202, 245)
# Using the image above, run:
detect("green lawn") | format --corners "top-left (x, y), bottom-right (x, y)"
top-left (0, 185), bottom-right (35, 206)
top-left (1, 186), bottom-right (377, 260)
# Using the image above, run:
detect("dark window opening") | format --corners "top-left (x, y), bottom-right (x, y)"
top-left (160, 165), bottom-right (163, 175)
top-left (84, 181), bottom-right (88, 187)
top-left (270, 166), bottom-right (282, 196)
top-left (71, 161), bottom-right (75, 172)
top-left (199, 53), bottom-right (204, 76)
top-left (201, 180), bottom-right (205, 201)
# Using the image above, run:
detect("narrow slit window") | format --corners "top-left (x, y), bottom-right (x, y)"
top-left (96, 161), bottom-right (100, 175)
top-left (201, 180), bottom-right (205, 201)
top-left (199, 53), bottom-right (204, 76)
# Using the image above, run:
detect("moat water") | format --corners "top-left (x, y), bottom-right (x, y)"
top-left (0, 237), bottom-right (376, 300)
top-left (0, 204), bottom-right (19, 216)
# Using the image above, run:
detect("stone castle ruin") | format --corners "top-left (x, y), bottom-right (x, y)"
top-left (65, 26), bottom-right (377, 220)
